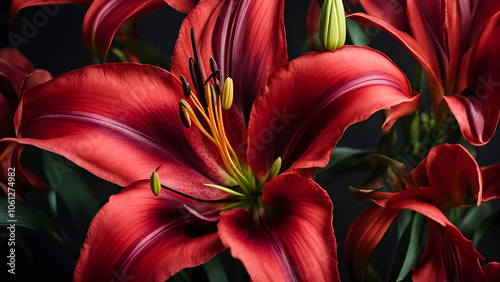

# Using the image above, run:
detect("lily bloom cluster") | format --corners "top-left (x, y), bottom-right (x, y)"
top-left (2, 0), bottom-right (500, 281)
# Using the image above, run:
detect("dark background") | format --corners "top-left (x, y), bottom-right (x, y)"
top-left (1, 1), bottom-right (500, 281)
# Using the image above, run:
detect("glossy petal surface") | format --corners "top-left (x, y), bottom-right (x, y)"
top-left (218, 174), bottom-right (339, 281)
top-left (248, 47), bottom-right (419, 177)
top-left (12, 63), bottom-right (228, 190)
top-left (75, 180), bottom-right (225, 281)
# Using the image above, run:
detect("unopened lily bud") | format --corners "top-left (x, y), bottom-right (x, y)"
top-left (150, 170), bottom-right (161, 196)
top-left (267, 157), bottom-right (282, 182)
top-left (318, 0), bottom-right (346, 51)
top-left (221, 77), bottom-right (234, 110)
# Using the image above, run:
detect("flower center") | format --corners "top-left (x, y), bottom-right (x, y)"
top-left (150, 27), bottom-right (281, 217)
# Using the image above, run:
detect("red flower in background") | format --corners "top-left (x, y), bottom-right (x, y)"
top-left (350, 0), bottom-right (500, 145)
top-left (345, 144), bottom-right (500, 281)
top-left (10, 0), bottom-right (200, 61)
top-left (7, 0), bottom-right (420, 280)
top-left (0, 47), bottom-right (50, 200)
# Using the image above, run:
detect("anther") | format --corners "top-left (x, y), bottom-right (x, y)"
top-left (150, 170), bottom-right (162, 196)
top-left (179, 100), bottom-right (192, 128)
top-left (210, 58), bottom-right (221, 95)
top-left (221, 77), bottom-right (234, 110)
top-left (180, 75), bottom-right (191, 99)
top-left (189, 57), bottom-right (207, 108)
top-left (205, 70), bottom-right (221, 86)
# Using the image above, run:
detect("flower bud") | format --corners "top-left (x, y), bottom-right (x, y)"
top-left (318, 0), bottom-right (346, 51)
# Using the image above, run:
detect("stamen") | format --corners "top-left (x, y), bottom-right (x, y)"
top-left (221, 77), bottom-right (234, 110)
top-left (190, 27), bottom-right (202, 70)
top-left (209, 58), bottom-right (221, 95)
top-left (179, 102), bottom-right (191, 128)
top-left (160, 183), bottom-right (229, 203)
top-left (179, 99), bottom-right (215, 143)
top-left (190, 27), bottom-right (206, 108)
top-left (203, 184), bottom-right (245, 197)
top-left (189, 57), bottom-right (207, 108)
top-left (180, 75), bottom-right (191, 99)
top-left (205, 70), bottom-right (221, 86)
top-left (267, 157), bottom-right (282, 182)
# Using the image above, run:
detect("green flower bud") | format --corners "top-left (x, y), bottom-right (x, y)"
top-left (318, 0), bottom-right (346, 51)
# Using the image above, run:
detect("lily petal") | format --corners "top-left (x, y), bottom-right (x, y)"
top-left (424, 144), bottom-right (483, 206)
top-left (348, 12), bottom-right (444, 101)
top-left (247, 47), bottom-right (419, 178)
top-left (358, 0), bottom-right (410, 33)
top-left (9, 63), bottom-right (228, 188)
top-left (367, 186), bottom-right (486, 281)
top-left (171, 0), bottom-right (288, 123)
top-left (445, 12), bottom-right (500, 145)
top-left (74, 180), bottom-right (225, 281)
top-left (413, 221), bottom-right (486, 282)
top-left (0, 47), bottom-right (34, 101)
top-left (218, 174), bottom-right (339, 281)
top-left (483, 262), bottom-right (500, 281)
top-left (9, 1), bottom-right (91, 23)
top-left (83, 0), bottom-right (168, 61)
top-left (482, 163), bottom-right (500, 202)
top-left (345, 205), bottom-right (402, 281)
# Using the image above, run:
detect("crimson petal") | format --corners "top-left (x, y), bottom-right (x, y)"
top-left (9, 63), bottom-right (228, 189)
top-left (218, 174), bottom-right (339, 281)
top-left (358, 0), bottom-right (410, 33)
top-left (424, 144), bottom-right (483, 206)
top-left (83, 0), bottom-right (168, 61)
top-left (345, 205), bottom-right (402, 281)
top-left (483, 262), bottom-right (500, 281)
top-left (9, 0), bottom-right (92, 23)
top-left (413, 221), bottom-right (486, 282)
top-left (445, 12), bottom-right (500, 145)
top-left (482, 163), bottom-right (500, 202)
top-left (75, 180), bottom-right (225, 281)
top-left (247, 47), bottom-right (419, 178)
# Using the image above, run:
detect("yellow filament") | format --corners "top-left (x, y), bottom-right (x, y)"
top-left (182, 80), bottom-right (252, 193)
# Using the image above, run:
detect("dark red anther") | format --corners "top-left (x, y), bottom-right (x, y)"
top-left (180, 75), bottom-right (191, 99)
top-left (189, 57), bottom-right (207, 108)
top-left (179, 102), bottom-right (191, 128)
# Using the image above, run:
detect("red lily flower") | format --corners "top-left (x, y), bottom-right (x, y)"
top-left (10, 0), bottom-right (199, 61)
top-left (0, 47), bottom-right (51, 200)
top-left (8, 0), bottom-right (419, 280)
top-left (350, 1), bottom-right (500, 145)
top-left (345, 144), bottom-right (496, 281)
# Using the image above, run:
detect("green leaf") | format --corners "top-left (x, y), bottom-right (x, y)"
top-left (42, 151), bottom-right (100, 231)
top-left (47, 189), bottom-right (58, 219)
top-left (168, 270), bottom-right (190, 282)
top-left (123, 40), bottom-right (168, 68)
top-left (364, 264), bottom-right (384, 282)
top-left (459, 203), bottom-right (498, 246)
top-left (346, 18), bottom-right (370, 46)
top-left (320, 147), bottom-right (377, 182)
top-left (459, 203), bottom-right (492, 237)
top-left (203, 256), bottom-right (229, 282)
top-left (389, 213), bottom-right (425, 282)
top-left (0, 200), bottom-right (62, 243)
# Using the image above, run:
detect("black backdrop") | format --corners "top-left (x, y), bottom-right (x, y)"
top-left (1, 1), bottom-right (500, 281)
